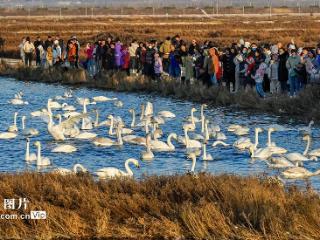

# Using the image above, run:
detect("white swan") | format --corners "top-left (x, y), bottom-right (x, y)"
top-left (114, 100), bottom-right (123, 108)
top-left (92, 96), bottom-right (117, 102)
top-left (81, 100), bottom-right (93, 130)
top-left (95, 158), bottom-right (140, 179)
top-left (202, 143), bottom-right (213, 161)
top-left (129, 109), bottom-right (136, 128)
top-left (52, 144), bottom-right (77, 153)
top-left (48, 98), bottom-right (62, 109)
top-left (21, 116), bottom-right (39, 136)
top-left (34, 141), bottom-right (51, 166)
top-left (298, 120), bottom-right (314, 135)
top-left (265, 127), bottom-right (287, 155)
top-left (25, 138), bottom-right (37, 162)
top-left (234, 127), bottom-right (262, 150)
top-left (179, 126), bottom-right (202, 149)
top-left (93, 123), bottom-right (123, 147)
top-left (267, 157), bottom-right (298, 169)
top-left (141, 134), bottom-right (154, 160)
top-left (53, 164), bottom-right (88, 175)
top-left (74, 131), bottom-right (97, 140)
top-left (158, 110), bottom-right (176, 119)
top-left (185, 107), bottom-right (200, 125)
top-left (9, 98), bottom-right (28, 105)
top-left (233, 126), bottom-right (250, 136)
top-left (249, 145), bottom-right (273, 159)
top-left (281, 167), bottom-right (320, 179)
top-left (93, 109), bottom-right (111, 127)
top-left (305, 135), bottom-right (320, 159)
top-left (0, 131), bottom-right (17, 139)
top-left (7, 112), bottom-right (18, 132)
top-left (151, 133), bottom-right (177, 152)
top-left (47, 110), bottom-right (65, 141)
top-left (285, 135), bottom-right (317, 162)
top-left (62, 103), bottom-right (76, 112)
top-left (212, 141), bottom-right (230, 147)
top-left (200, 104), bottom-right (207, 133)
top-left (187, 153), bottom-right (197, 173)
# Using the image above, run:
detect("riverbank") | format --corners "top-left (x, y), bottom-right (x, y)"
top-left (0, 173), bottom-right (319, 239)
top-left (0, 61), bottom-right (320, 122)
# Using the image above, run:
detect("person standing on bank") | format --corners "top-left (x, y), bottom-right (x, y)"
top-left (23, 37), bottom-right (35, 67)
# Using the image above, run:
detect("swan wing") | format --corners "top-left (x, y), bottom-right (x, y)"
top-left (96, 168), bottom-right (125, 178)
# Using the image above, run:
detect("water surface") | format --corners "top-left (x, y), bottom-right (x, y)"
top-left (0, 77), bottom-right (319, 190)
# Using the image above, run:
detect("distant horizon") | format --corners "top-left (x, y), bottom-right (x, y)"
top-left (0, 0), bottom-right (320, 8)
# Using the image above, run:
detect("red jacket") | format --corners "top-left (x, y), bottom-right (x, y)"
top-left (121, 50), bottom-right (130, 69)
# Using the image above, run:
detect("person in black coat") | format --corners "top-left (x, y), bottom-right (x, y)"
top-left (278, 48), bottom-right (289, 93)
top-left (33, 36), bottom-right (43, 66)
top-left (221, 48), bottom-right (236, 91)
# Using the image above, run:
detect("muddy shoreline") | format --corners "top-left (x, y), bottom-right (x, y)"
top-left (0, 61), bottom-right (319, 122)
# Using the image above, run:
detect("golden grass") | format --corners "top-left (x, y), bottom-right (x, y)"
top-left (0, 173), bottom-right (319, 239)
top-left (0, 15), bottom-right (320, 57)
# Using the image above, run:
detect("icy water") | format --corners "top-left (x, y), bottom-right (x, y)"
top-left (0, 77), bottom-right (320, 190)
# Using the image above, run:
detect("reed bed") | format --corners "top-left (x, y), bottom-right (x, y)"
top-left (0, 173), bottom-right (319, 239)
top-left (1, 63), bottom-right (319, 122)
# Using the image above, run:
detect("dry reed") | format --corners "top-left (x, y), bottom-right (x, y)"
top-left (0, 173), bottom-right (319, 239)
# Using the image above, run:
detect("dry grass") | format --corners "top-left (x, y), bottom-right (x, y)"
top-left (1, 15), bottom-right (320, 57)
top-left (0, 172), bottom-right (319, 239)
top-left (1, 63), bottom-right (320, 122)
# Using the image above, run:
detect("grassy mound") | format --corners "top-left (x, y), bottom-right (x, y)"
top-left (0, 173), bottom-right (319, 239)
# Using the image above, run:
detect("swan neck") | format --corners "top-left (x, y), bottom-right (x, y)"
top-left (254, 130), bottom-right (259, 149)
top-left (109, 117), bottom-right (114, 135)
top-left (167, 133), bottom-right (175, 149)
top-left (205, 122), bottom-right (209, 141)
top-left (22, 117), bottom-right (25, 130)
top-left (125, 160), bottom-right (134, 176)
top-left (117, 126), bottom-right (123, 145)
top-left (14, 113), bottom-right (17, 125)
top-left (131, 110), bottom-right (135, 128)
top-left (203, 144), bottom-right (207, 158)
top-left (191, 157), bottom-right (196, 172)
top-left (95, 111), bottom-right (99, 126)
top-left (303, 136), bottom-right (310, 156)
top-left (191, 110), bottom-right (195, 125)
top-left (140, 105), bottom-right (145, 120)
top-left (267, 129), bottom-right (271, 147)
top-left (184, 128), bottom-right (189, 148)
top-left (25, 141), bottom-right (30, 160)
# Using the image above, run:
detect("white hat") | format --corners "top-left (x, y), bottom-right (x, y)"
top-left (54, 40), bottom-right (59, 45)
top-left (244, 42), bottom-right (251, 48)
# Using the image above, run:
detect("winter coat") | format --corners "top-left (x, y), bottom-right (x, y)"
top-left (154, 57), bottom-right (163, 74)
top-left (121, 48), bottom-right (130, 69)
top-left (267, 61), bottom-right (279, 80)
top-left (159, 40), bottom-right (171, 59)
top-left (222, 53), bottom-right (235, 77)
top-left (145, 47), bottom-right (156, 65)
top-left (129, 43), bottom-right (139, 57)
top-left (278, 52), bottom-right (288, 82)
top-left (252, 62), bottom-right (267, 83)
top-left (23, 41), bottom-right (35, 53)
top-left (115, 42), bottom-right (122, 67)
top-left (286, 55), bottom-right (301, 77)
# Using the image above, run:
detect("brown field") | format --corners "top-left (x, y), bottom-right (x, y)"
top-left (1, 13), bottom-right (320, 58)
top-left (0, 172), bottom-right (319, 239)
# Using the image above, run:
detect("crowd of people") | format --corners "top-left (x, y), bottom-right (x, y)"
top-left (18, 35), bottom-right (320, 98)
